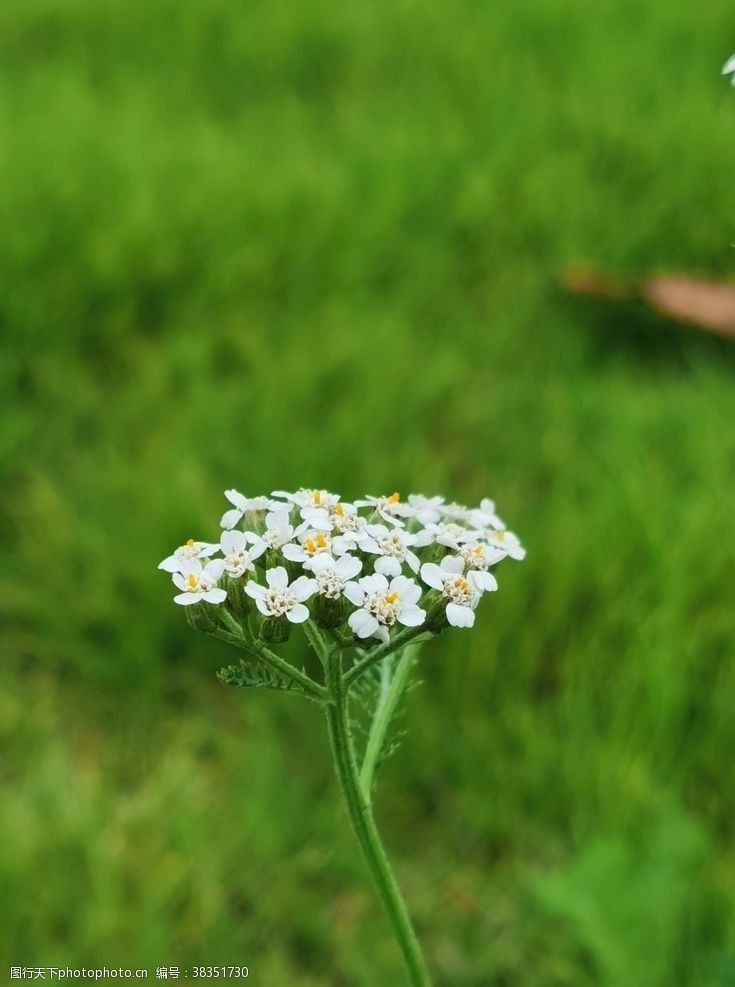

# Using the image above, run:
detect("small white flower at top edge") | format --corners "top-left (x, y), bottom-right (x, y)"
top-left (407, 494), bottom-right (445, 525)
top-left (245, 566), bottom-right (317, 623)
top-left (469, 498), bottom-right (505, 531)
top-left (482, 527), bottom-right (526, 561)
top-left (256, 511), bottom-right (303, 553)
top-left (172, 559), bottom-right (227, 606)
top-left (423, 521), bottom-right (472, 551)
top-left (354, 493), bottom-right (410, 527)
top-left (159, 538), bottom-right (219, 573)
top-left (221, 490), bottom-right (280, 530)
top-left (348, 573), bottom-right (426, 644)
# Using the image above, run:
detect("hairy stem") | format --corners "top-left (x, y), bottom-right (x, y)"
top-left (324, 647), bottom-right (432, 987)
top-left (214, 610), bottom-right (326, 701)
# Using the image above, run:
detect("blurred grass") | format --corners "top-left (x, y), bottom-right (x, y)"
top-left (1, 0), bottom-right (735, 983)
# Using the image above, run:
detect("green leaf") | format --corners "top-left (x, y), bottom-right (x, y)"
top-left (217, 658), bottom-right (308, 698)
top-left (351, 656), bottom-right (421, 776)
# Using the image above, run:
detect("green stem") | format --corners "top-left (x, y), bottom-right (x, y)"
top-left (345, 625), bottom-right (429, 690)
top-left (359, 645), bottom-right (418, 799)
top-left (324, 648), bottom-right (432, 987)
top-left (214, 610), bottom-right (326, 701)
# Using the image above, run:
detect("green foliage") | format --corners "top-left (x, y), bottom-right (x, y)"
top-left (217, 657), bottom-right (309, 700)
top-left (2, 0), bottom-right (735, 982)
top-left (351, 656), bottom-right (421, 779)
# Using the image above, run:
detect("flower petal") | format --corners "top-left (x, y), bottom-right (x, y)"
top-left (446, 602), bottom-right (475, 627)
top-left (286, 603), bottom-right (310, 623)
top-left (420, 563), bottom-right (444, 591)
top-left (204, 559), bottom-right (225, 581)
top-left (342, 582), bottom-right (365, 606)
top-left (335, 554), bottom-right (361, 580)
top-left (220, 509), bottom-right (242, 530)
top-left (266, 566), bottom-right (288, 589)
top-left (397, 604), bottom-right (426, 627)
top-left (440, 555), bottom-right (464, 575)
top-left (348, 610), bottom-right (380, 639)
top-left (375, 556), bottom-right (401, 577)
top-left (291, 577), bottom-right (318, 601)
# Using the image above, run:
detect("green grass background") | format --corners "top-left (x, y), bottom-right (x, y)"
top-left (2, 0), bottom-right (735, 983)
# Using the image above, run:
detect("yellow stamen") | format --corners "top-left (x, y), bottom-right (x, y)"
top-left (312, 490), bottom-right (322, 506)
top-left (388, 492), bottom-right (400, 503)
top-left (186, 573), bottom-right (198, 589)
top-left (497, 530), bottom-right (506, 541)
top-left (385, 591), bottom-right (399, 604)
top-left (304, 537), bottom-right (316, 554)
top-left (315, 533), bottom-right (327, 549)
top-left (186, 538), bottom-right (195, 548)
top-left (454, 578), bottom-right (469, 591)
top-left (473, 545), bottom-right (483, 555)
top-left (334, 502), bottom-right (344, 517)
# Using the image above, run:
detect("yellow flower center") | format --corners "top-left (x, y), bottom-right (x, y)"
top-left (186, 573), bottom-right (198, 589)
top-left (334, 502), bottom-right (344, 517)
top-left (496, 530), bottom-right (505, 541)
top-left (186, 538), bottom-right (195, 548)
top-left (304, 533), bottom-right (327, 554)
top-left (454, 577), bottom-right (469, 592)
top-left (388, 492), bottom-right (400, 503)
top-left (312, 490), bottom-right (322, 506)
top-left (384, 591), bottom-right (399, 604)
top-left (473, 545), bottom-right (484, 555)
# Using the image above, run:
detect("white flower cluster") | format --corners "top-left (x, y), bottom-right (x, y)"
top-left (159, 489), bottom-right (525, 642)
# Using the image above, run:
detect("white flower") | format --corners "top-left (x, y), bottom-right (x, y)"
top-left (354, 492), bottom-right (410, 527)
top-left (439, 501), bottom-right (472, 524)
top-left (347, 573), bottom-right (426, 644)
top-left (420, 556), bottom-right (491, 628)
top-left (359, 523), bottom-right (428, 577)
top-left (483, 527), bottom-right (526, 560)
top-left (282, 529), bottom-right (334, 567)
top-left (245, 566), bottom-right (317, 623)
top-left (469, 498), bottom-right (505, 531)
top-left (310, 553), bottom-right (363, 601)
top-left (272, 489), bottom-right (340, 530)
top-left (423, 521), bottom-right (472, 551)
top-left (457, 542), bottom-right (505, 588)
top-left (301, 497), bottom-right (363, 534)
top-left (172, 559), bottom-right (227, 606)
top-left (407, 494), bottom-right (445, 525)
top-left (220, 529), bottom-right (266, 577)
top-left (257, 511), bottom-right (300, 552)
top-left (158, 538), bottom-right (219, 573)
top-left (221, 490), bottom-right (279, 530)
top-left (723, 54), bottom-right (735, 86)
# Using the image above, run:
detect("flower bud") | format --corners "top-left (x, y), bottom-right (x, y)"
top-left (225, 574), bottom-right (251, 621)
top-left (423, 592), bottom-right (449, 633)
top-left (185, 601), bottom-right (219, 633)
top-left (313, 594), bottom-right (345, 629)
top-left (260, 615), bottom-right (291, 644)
